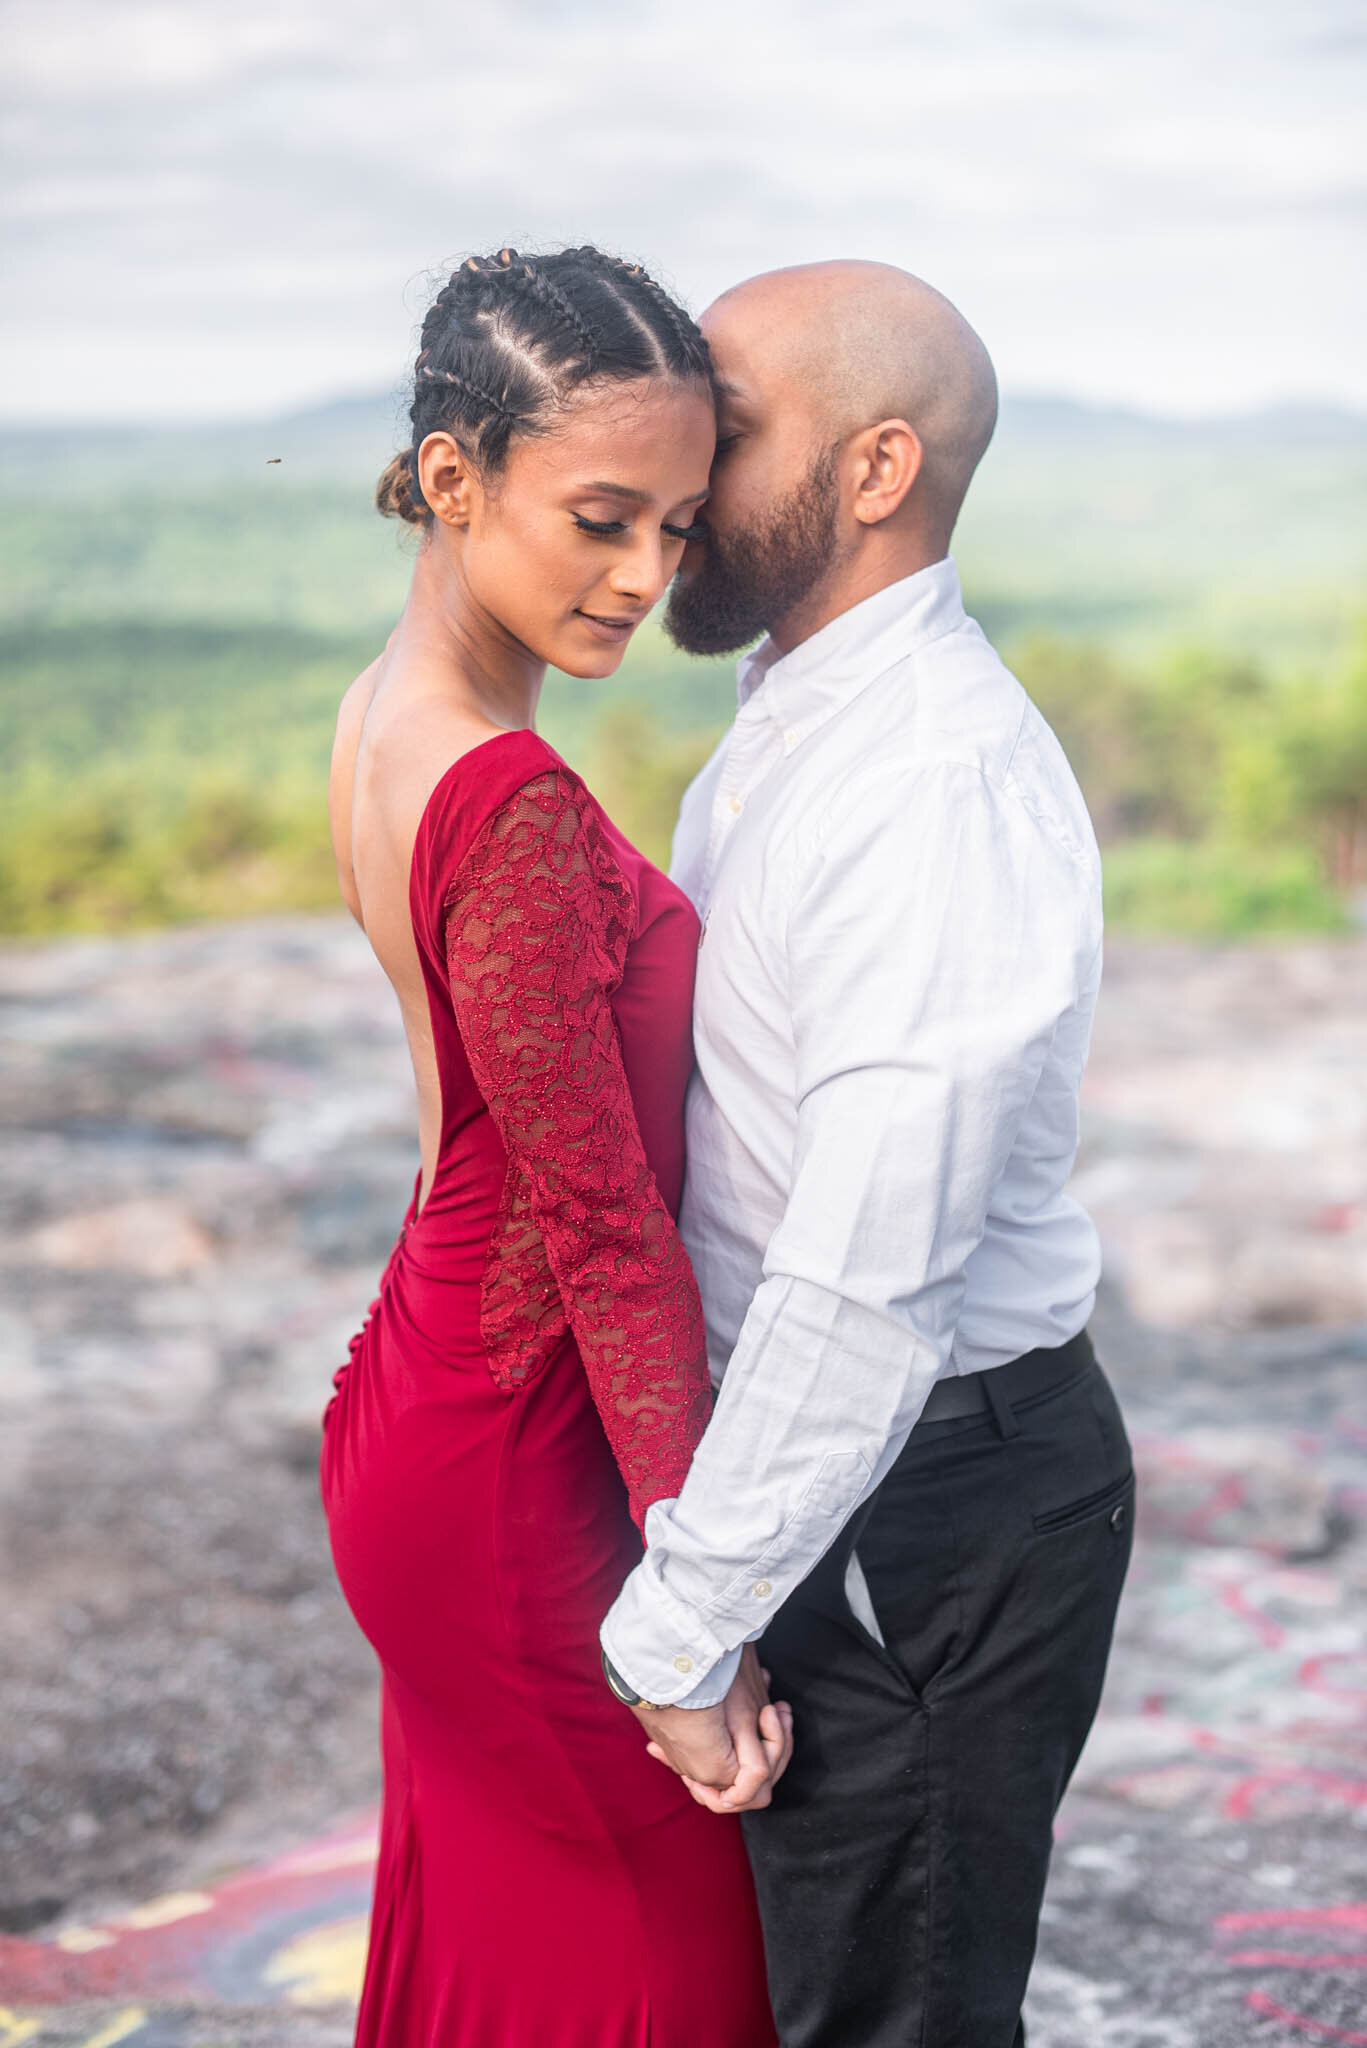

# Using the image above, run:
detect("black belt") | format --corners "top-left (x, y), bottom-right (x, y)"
top-left (916, 1328), bottom-right (1095, 1429)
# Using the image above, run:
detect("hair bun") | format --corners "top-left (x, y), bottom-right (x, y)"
top-left (375, 448), bottom-right (426, 525)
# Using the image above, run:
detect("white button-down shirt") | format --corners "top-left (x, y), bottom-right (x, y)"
top-left (601, 559), bottom-right (1103, 1707)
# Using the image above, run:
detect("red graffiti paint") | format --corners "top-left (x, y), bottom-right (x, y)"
top-left (1216, 1902), bottom-right (1367, 2045)
top-left (1227, 1951), bottom-right (1367, 1970)
top-left (1222, 1771), bottom-right (1367, 1822)
top-left (1216, 1576), bottom-right (1287, 1650)
top-left (1299, 1653), bottom-right (1367, 1700)
top-left (1219, 1908), bottom-right (1367, 1936)
top-left (1309, 1203), bottom-right (1358, 1234)
top-left (1183, 1472), bottom-right (1248, 1544)
top-left (1244, 1992), bottom-right (1367, 2043)
top-left (0, 1810), bottom-right (378, 2006)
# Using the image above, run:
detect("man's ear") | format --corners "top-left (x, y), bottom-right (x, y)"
top-left (417, 430), bottom-right (480, 528)
top-left (849, 418), bottom-right (922, 527)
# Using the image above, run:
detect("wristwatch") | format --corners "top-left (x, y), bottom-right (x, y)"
top-left (601, 1649), bottom-right (664, 1710)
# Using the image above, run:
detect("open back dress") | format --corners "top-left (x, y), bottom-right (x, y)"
top-left (320, 729), bottom-right (775, 2047)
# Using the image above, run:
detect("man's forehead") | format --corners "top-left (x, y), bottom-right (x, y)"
top-left (711, 373), bottom-right (755, 412)
top-left (701, 299), bottom-right (800, 407)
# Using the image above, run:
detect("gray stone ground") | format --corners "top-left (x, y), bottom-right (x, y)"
top-left (0, 920), bottom-right (1363, 2046)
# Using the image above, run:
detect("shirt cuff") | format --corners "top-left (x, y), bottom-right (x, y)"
top-left (600, 1550), bottom-right (746, 1708)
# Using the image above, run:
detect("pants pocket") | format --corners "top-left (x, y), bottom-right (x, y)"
top-left (1032, 1466), bottom-right (1134, 1537)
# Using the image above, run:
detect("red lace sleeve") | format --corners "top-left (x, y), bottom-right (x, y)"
top-left (444, 767), bottom-right (712, 1531)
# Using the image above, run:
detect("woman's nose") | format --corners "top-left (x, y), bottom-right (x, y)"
top-left (608, 537), bottom-right (666, 606)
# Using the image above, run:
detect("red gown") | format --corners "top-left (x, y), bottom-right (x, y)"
top-left (320, 731), bottom-right (775, 2048)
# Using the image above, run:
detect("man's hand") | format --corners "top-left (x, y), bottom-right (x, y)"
top-left (631, 1697), bottom-right (737, 1793)
top-left (640, 1645), bottom-right (794, 1814)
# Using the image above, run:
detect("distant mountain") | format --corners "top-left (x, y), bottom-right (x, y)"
top-left (2, 389), bottom-right (1361, 671)
top-left (995, 395), bottom-right (1367, 446)
top-left (0, 390), bottom-right (404, 497)
top-left (959, 396), bottom-right (1367, 660)
top-left (3, 391), bottom-right (1365, 500)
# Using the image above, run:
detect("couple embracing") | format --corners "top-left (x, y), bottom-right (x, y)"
top-left (321, 244), bottom-right (1133, 2048)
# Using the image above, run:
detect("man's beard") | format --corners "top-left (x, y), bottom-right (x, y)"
top-left (664, 446), bottom-right (842, 657)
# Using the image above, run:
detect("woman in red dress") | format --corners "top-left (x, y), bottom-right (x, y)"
top-left (320, 246), bottom-right (781, 2046)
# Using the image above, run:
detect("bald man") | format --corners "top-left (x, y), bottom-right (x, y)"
top-left (600, 264), bottom-right (1133, 2048)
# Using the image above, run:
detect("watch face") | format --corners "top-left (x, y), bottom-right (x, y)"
top-left (602, 1653), bottom-right (641, 1706)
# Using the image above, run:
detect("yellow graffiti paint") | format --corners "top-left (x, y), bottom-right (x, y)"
top-left (0, 2011), bottom-right (41, 2047)
top-left (120, 1890), bottom-right (214, 1930)
top-left (55, 1924), bottom-right (117, 1952)
top-left (74, 2011), bottom-right (148, 2048)
top-left (279, 1832), bottom-right (378, 1877)
top-left (262, 1913), bottom-right (369, 2007)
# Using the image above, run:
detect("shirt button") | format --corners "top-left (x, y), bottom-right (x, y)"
top-left (753, 1580), bottom-right (772, 1599)
top-left (784, 729), bottom-right (798, 748)
top-left (1109, 1503), bottom-right (1127, 1532)
top-left (728, 794), bottom-right (743, 815)
top-left (673, 1654), bottom-right (694, 1674)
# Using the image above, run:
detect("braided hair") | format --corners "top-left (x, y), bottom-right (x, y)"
top-left (377, 246), bottom-right (713, 524)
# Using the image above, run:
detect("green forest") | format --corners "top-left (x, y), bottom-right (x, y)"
top-left (2, 394), bottom-right (1364, 938)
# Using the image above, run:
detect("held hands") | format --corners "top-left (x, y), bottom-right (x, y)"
top-left (634, 1643), bottom-right (794, 1814)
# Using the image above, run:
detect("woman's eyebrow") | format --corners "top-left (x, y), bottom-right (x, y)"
top-left (578, 481), bottom-right (710, 504)
top-left (581, 480), bottom-right (652, 503)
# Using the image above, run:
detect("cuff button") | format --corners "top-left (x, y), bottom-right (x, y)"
top-left (753, 1580), bottom-right (772, 1599)
top-left (673, 1654), bottom-right (694, 1674)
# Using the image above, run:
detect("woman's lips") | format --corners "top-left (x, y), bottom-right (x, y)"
top-left (575, 609), bottom-right (640, 643)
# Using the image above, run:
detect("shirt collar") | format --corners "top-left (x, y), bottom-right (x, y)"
top-left (734, 557), bottom-right (967, 741)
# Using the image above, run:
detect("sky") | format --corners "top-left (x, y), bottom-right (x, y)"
top-left (2, 0), bottom-right (1363, 424)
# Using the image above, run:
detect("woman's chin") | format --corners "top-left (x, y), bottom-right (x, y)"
top-left (554, 640), bottom-right (633, 681)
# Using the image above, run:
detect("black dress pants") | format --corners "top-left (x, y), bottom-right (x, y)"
top-left (742, 1336), bottom-right (1133, 2048)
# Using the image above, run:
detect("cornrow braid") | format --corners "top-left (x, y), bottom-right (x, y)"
top-left (635, 272), bottom-right (706, 365)
top-left (417, 361), bottom-right (525, 430)
top-left (377, 243), bottom-right (713, 527)
top-left (441, 247), bottom-right (598, 373)
top-left (420, 250), bottom-right (514, 339)
top-left (512, 262), bottom-right (599, 370)
top-left (571, 245), bottom-right (711, 382)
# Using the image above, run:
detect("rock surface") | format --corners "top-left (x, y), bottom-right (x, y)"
top-left (0, 920), bottom-right (1363, 2046)
top-left (1077, 941), bottom-right (1367, 1330)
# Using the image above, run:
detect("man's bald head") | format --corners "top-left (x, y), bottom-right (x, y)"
top-left (664, 260), bottom-right (998, 657)
top-left (706, 260), bottom-right (997, 545)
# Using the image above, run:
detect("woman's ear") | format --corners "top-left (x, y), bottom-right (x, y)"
top-left (417, 431), bottom-right (480, 528)
top-left (849, 418), bottom-right (923, 527)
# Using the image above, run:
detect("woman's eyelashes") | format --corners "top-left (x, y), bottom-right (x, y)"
top-left (573, 514), bottom-right (628, 537)
top-left (572, 514), bottom-right (708, 542)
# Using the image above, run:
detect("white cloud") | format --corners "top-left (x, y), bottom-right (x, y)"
top-left (0, 0), bottom-right (1361, 419)
top-left (2, 0), bottom-right (330, 93)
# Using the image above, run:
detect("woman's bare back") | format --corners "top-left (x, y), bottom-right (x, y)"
top-left (328, 651), bottom-right (517, 1213)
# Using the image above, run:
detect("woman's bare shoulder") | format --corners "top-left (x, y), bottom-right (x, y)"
top-left (328, 658), bottom-right (384, 922)
top-left (359, 692), bottom-right (531, 834)
top-left (332, 659), bottom-right (382, 773)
